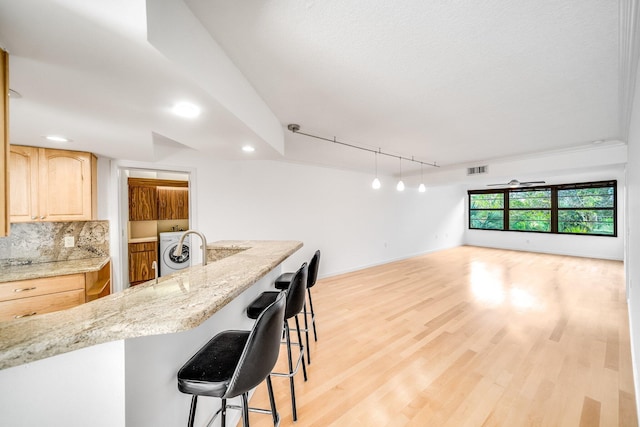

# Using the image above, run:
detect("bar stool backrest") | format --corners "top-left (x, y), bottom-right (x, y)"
top-left (224, 292), bottom-right (286, 398)
top-left (285, 262), bottom-right (308, 319)
top-left (307, 250), bottom-right (321, 289)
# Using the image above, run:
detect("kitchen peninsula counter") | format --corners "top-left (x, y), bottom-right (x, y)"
top-left (0, 240), bottom-right (302, 370)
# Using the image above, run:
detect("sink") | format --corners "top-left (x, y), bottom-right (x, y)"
top-left (206, 246), bottom-right (249, 263)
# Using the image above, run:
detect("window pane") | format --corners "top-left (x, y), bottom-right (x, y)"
top-left (558, 209), bottom-right (615, 235)
top-left (509, 210), bottom-right (551, 232)
top-left (558, 187), bottom-right (614, 208)
top-left (509, 190), bottom-right (551, 208)
top-left (470, 193), bottom-right (503, 209)
top-left (470, 210), bottom-right (504, 230)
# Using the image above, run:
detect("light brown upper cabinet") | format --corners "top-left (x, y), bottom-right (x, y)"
top-left (9, 146), bottom-right (97, 222)
top-left (0, 49), bottom-right (9, 236)
top-left (128, 178), bottom-right (188, 221)
top-left (157, 186), bottom-right (189, 220)
top-left (129, 185), bottom-right (158, 221)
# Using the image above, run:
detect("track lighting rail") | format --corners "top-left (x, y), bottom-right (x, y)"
top-left (287, 124), bottom-right (439, 168)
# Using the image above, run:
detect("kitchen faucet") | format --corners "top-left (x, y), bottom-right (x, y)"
top-left (173, 230), bottom-right (208, 266)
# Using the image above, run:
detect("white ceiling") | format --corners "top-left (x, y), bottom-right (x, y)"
top-left (0, 0), bottom-right (624, 177)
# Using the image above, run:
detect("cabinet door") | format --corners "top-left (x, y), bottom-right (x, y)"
top-left (129, 243), bottom-right (157, 283)
top-left (129, 186), bottom-right (158, 221)
top-left (9, 145), bottom-right (39, 222)
top-left (38, 148), bottom-right (95, 221)
top-left (158, 187), bottom-right (189, 220)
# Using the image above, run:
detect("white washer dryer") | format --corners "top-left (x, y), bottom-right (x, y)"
top-left (159, 232), bottom-right (191, 277)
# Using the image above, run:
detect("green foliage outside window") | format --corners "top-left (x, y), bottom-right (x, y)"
top-left (509, 210), bottom-right (551, 232)
top-left (470, 210), bottom-right (504, 230)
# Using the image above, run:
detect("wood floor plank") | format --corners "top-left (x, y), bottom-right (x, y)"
top-left (579, 396), bottom-right (601, 427)
top-left (247, 246), bottom-right (638, 427)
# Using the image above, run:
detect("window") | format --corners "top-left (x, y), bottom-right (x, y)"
top-left (557, 183), bottom-right (616, 236)
top-left (468, 180), bottom-right (616, 237)
top-left (469, 192), bottom-right (504, 230)
top-left (509, 189), bottom-right (551, 232)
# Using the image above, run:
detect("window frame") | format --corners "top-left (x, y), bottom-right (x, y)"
top-left (468, 180), bottom-right (617, 237)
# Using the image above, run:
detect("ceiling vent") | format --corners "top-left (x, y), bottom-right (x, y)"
top-left (467, 165), bottom-right (488, 175)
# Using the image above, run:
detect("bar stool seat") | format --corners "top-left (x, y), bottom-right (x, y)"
top-left (177, 292), bottom-right (286, 427)
top-left (178, 333), bottom-right (249, 397)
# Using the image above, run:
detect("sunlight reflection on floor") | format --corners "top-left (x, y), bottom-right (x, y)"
top-left (470, 261), bottom-right (541, 311)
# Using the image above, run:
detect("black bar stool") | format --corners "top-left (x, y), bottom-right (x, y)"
top-left (177, 292), bottom-right (286, 427)
top-left (275, 250), bottom-right (321, 363)
top-left (246, 262), bottom-right (308, 421)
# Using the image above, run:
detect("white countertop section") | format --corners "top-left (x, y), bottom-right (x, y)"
top-left (0, 240), bottom-right (303, 370)
top-left (128, 237), bottom-right (159, 243)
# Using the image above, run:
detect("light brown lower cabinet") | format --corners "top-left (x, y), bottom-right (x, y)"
top-left (0, 261), bottom-right (111, 321)
top-left (129, 242), bottom-right (157, 286)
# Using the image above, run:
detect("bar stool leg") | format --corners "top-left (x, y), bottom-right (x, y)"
top-left (308, 289), bottom-right (318, 341)
top-left (221, 398), bottom-right (227, 427)
top-left (187, 395), bottom-right (198, 427)
top-left (303, 301), bottom-right (311, 364)
top-left (266, 375), bottom-right (279, 426)
top-left (241, 393), bottom-right (250, 427)
top-left (294, 314), bottom-right (308, 381)
top-left (284, 321), bottom-right (298, 421)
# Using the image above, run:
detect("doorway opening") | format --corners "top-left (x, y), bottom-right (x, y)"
top-left (112, 162), bottom-right (196, 293)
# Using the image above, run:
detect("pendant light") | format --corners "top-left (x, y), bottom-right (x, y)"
top-left (418, 163), bottom-right (426, 193)
top-left (372, 152), bottom-right (381, 189)
top-left (397, 158), bottom-right (405, 191)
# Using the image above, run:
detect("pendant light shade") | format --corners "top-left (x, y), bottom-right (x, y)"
top-left (418, 163), bottom-right (426, 192)
top-left (397, 158), bottom-right (404, 191)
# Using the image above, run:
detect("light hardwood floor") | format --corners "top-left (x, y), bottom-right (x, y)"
top-left (247, 246), bottom-right (637, 426)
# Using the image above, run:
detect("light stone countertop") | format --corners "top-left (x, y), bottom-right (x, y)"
top-left (0, 240), bottom-right (303, 370)
top-left (0, 257), bottom-right (111, 283)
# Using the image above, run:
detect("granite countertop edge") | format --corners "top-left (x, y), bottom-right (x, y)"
top-left (0, 257), bottom-right (111, 283)
top-left (0, 240), bottom-right (303, 370)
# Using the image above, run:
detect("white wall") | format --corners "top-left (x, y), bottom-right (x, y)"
top-left (464, 165), bottom-right (625, 260)
top-left (0, 340), bottom-right (125, 427)
top-left (108, 152), bottom-right (465, 283)
top-left (625, 55), bottom-right (640, 414)
top-left (420, 142), bottom-right (627, 260)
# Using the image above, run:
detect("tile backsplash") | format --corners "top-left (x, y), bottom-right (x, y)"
top-left (0, 221), bottom-right (109, 266)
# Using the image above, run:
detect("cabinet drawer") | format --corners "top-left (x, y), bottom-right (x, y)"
top-left (0, 289), bottom-right (85, 321)
top-left (129, 242), bottom-right (157, 253)
top-left (0, 274), bottom-right (85, 302)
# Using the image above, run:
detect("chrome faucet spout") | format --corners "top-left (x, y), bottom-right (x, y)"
top-left (151, 260), bottom-right (158, 284)
top-left (173, 230), bottom-right (208, 266)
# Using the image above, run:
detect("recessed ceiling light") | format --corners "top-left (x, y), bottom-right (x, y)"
top-left (242, 145), bottom-right (255, 153)
top-left (172, 101), bottom-right (201, 119)
top-left (44, 135), bottom-right (71, 143)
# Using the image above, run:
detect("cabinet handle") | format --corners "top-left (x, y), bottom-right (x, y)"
top-left (31, 216), bottom-right (37, 220)
top-left (40, 216), bottom-right (46, 220)
top-left (13, 287), bottom-right (36, 293)
top-left (14, 312), bottom-right (37, 319)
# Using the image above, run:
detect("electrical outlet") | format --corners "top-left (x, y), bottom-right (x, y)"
top-left (64, 236), bottom-right (75, 248)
